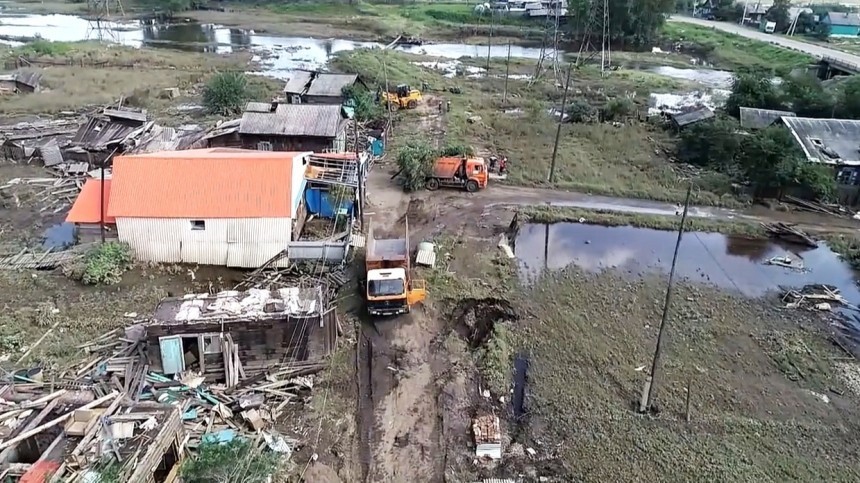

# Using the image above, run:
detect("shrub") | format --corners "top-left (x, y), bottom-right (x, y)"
top-left (343, 86), bottom-right (383, 122)
top-left (18, 40), bottom-right (74, 56)
top-left (65, 242), bottom-right (133, 285)
top-left (396, 141), bottom-right (437, 192)
top-left (181, 440), bottom-right (279, 483)
top-left (603, 97), bottom-right (635, 121)
top-left (203, 72), bottom-right (250, 116)
top-left (567, 99), bottom-right (597, 123)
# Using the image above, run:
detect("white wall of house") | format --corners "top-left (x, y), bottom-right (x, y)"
top-left (291, 154), bottom-right (309, 217)
top-left (116, 217), bottom-right (292, 268)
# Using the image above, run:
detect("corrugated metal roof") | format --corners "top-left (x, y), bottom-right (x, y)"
top-left (671, 107), bottom-right (714, 127)
top-left (104, 108), bottom-right (148, 123)
top-left (71, 116), bottom-right (148, 150)
top-left (306, 74), bottom-right (358, 97)
top-left (739, 107), bottom-right (796, 129)
top-left (283, 70), bottom-right (314, 95)
top-left (239, 104), bottom-right (344, 137)
top-left (245, 102), bottom-right (273, 113)
top-left (12, 70), bottom-right (42, 89)
top-left (782, 116), bottom-right (860, 165)
top-left (39, 138), bottom-right (64, 167)
top-left (827, 11), bottom-right (860, 26)
top-left (108, 149), bottom-right (304, 218)
top-left (66, 179), bottom-right (114, 224)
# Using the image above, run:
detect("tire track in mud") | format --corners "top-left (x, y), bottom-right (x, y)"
top-left (356, 325), bottom-right (374, 483)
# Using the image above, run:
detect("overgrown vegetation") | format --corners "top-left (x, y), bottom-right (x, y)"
top-left (181, 440), bottom-right (279, 483)
top-left (343, 85), bottom-right (384, 122)
top-left (64, 242), bottom-right (133, 285)
top-left (824, 233), bottom-right (860, 269)
top-left (396, 141), bottom-right (437, 192)
top-left (662, 22), bottom-right (814, 73)
top-left (519, 206), bottom-right (765, 236)
top-left (203, 71), bottom-right (250, 116)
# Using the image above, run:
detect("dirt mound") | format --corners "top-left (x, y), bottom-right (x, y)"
top-left (451, 298), bottom-right (517, 349)
top-left (398, 198), bottom-right (431, 226)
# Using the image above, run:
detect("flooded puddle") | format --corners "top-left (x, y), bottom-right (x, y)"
top-left (41, 222), bottom-right (75, 250)
top-left (514, 223), bottom-right (860, 305)
top-left (647, 65), bottom-right (734, 89)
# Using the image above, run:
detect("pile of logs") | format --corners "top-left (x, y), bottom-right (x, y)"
top-left (761, 222), bottom-right (818, 248)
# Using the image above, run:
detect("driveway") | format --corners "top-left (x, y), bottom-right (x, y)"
top-left (668, 15), bottom-right (860, 67)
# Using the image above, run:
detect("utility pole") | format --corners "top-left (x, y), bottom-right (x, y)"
top-left (503, 41), bottom-right (511, 103)
top-left (382, 50), bottom-right (393, 143)
top-left (548, 63), bottom-right (572, 183)
top-left (486, 8), bottom-right (494, 73)
top-left (641, 183), bottom-right (693, 413)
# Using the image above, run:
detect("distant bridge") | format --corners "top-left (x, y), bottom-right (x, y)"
top-left (818, 56), bottom-right (860, 79)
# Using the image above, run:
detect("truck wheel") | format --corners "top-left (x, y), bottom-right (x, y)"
top-left (426, 178), bottom-right (440, 191)
top-left (466, 179), bottom-right (479, 192)
top-left (407, 99), bottom-right (418, 109)
top-left (388, 102), bottom-right (399, 112)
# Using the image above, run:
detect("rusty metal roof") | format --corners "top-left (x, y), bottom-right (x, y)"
top-left (283, 70), bottom-right (314, 95)
top-left (104, 108), bottom-right (148, 123)
top-left (239, 104), bottom-right (344, 138)
top-left (305, 73), bottom-right (358, 97)
top-left (71, 116), bottom-right (149, 150)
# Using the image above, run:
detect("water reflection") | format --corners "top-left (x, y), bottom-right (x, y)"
top-left (514, 223), bottom-right (860, 305)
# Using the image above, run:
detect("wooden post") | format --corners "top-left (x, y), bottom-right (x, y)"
top-left (685, 377), bottom-right (693, 422)
top-left (503, 41), bottom-right (511, 104)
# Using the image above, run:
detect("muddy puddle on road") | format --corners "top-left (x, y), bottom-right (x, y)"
top-left (514, 222), bottom-right (860, 305)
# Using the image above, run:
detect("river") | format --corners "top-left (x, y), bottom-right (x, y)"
top-left (0, 11), bottom-right (735, 86)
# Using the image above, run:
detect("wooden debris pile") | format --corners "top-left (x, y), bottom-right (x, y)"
top-left (0, 325), bottom-right (320, 481)
top-left (783, 284), bottom-right (857, 312)
top-left (0, 174), bottom-right (86, 215)
top-left (761, 222), bottom-right (818, 248)
top-left (235, 255), bottom-right (349, 301)
top-left (472, 414), bottom-right (502, 460)
top-left (783, 195), bottom-right (854, 218)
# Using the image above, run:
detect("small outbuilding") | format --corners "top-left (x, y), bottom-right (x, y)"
top-left (823, 11), bottom-right (860, 37)
top-left (144, 288), bottom-right (337, 383)
top-left (283, 71), bottom-right (362, 105)
top-left (65, 178), bottom-right (116, 242)
top-left (669, 106), bottom-right (714, 130)
top-left (0, 71), bottom-right (42, 94)
top-left (239, 102), bottom-right (349, 153)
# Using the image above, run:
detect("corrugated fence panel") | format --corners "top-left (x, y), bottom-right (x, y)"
top-left (118, 217), bottom-right (292, 267)
top-left (289, 241), bottom-right (347, 262)
top-left (117, 218), bottom-right (182, 263)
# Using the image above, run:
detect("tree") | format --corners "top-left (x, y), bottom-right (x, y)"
top-left (725, 73), bottom-right (784, 117)
top-left (565, 0), bottom-right (675, 46)
top-left (835, 76), bottom-right (860, 119)
top-left (793, 12), bottom-right (816, 35)
top-left (203, 72), bottom-right (250, 116)
top-left (342, 85), bottom-right (383, 122)
top-left (781, 74), bottom-right (835, 117)
top-left (765, 0), bottom-right (792, 33)
top-left (678, 117), bottom-right (742, 170)
top-left (812, 21), bottom-right (832, 40)
top-left (738, 126), bottom-right (811, 198)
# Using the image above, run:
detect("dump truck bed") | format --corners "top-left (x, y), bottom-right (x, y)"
top-left (366, 236), bottom-right (408, 270)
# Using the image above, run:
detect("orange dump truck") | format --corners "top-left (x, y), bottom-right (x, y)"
top-left (427, 156), bottom-right (488, 192)
top-left (365, 220), bottom-right (426, 316)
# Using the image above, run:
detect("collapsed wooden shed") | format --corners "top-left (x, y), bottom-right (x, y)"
top-left (144, 288), bottom-right (337, 383)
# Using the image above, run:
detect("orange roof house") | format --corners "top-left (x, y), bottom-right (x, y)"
top-left (109, 149), bottom-right (308, 219)
top-left (104, 148), bottom-right (311, 268)
top-left (66, 179), bottom-right (115, 224)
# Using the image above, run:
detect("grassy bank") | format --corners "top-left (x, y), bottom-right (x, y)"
top-left (823, 233), bottom-right (860, 270)
top-left (512, 268), bottom-right (860, 480)
top-left (0, 41), bottom-right (280, 122)
top-left (662, 22), bottom-right (814, 72)
top-left (334, 48), bottom-right (745, 207)
top-left (518, 206), bottom-right (765, 236)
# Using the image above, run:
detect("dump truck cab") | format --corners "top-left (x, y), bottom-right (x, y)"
top-left (427, 156), bottom-right (488, 192)
top-left (365, 220), bottom-right (426, 317)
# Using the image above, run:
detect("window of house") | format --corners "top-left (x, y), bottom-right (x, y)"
top-left (810, 138), bottom-right (824, 147)
top-left (201, 335), bottom-right (221, 354)
top-left (190, 220), bottom-right (205, 230)
top-left (257, 141), bottom-right (273, 151)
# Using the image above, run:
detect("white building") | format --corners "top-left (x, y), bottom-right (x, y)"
top-left (107, 148), bottom-right (310, 268)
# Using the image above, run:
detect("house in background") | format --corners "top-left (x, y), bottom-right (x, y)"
top-left (107, 148), bottom-right (310, 268)
top-left (283, 71), bottom-right (363, 105)
top-left (239, 102), bottom-right (348, 153)
top-left (739, 107), bottom-right (796, 130)
top-left (823, 12), bottom-right (860, 37)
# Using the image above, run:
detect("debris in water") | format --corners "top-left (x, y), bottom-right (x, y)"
top-left (783, 284), bottom-right (855, 310)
